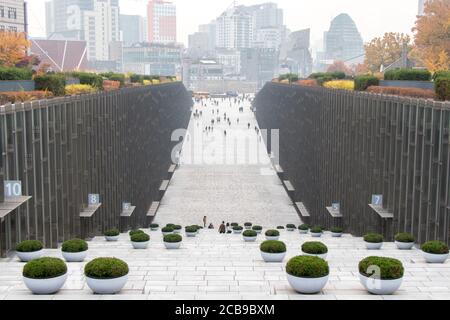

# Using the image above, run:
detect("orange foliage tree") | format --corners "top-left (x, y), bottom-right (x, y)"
top-left (327, 60), bottom-right (353, 75)
top-left (0, 31), bottom-right (30, 67)
top-left (413, 0), bottom-right (450, 72)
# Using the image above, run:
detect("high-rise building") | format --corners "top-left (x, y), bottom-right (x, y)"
top-left (280, 29), bottom-right (313, 78)
top-left (216, 6), bottom-right (252, 49)
top-left (240, 47), bottom-right (278, 89)
top-left (199, 21), bottom-right (216, 52)
top-left (188, 32), bottom-right (211, 59)
top-left (0, 0), bottom-right (27, 33)
top-left (45, 0), bottom-right (120, 61)
top-left (324, 13), bottom-right (364, 62)
top-left (120, 15), bottom-right (146, 47)
top-left (147, 0), bottom-right (176, 44)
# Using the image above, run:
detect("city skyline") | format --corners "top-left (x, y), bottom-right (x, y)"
top-left (27, 0), bottom-right (418, 51)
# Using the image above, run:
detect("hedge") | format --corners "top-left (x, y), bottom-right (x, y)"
top-left (367, 86), bottom-right (435, 99)
top-left (72, 72), bottom-right (104, 89)
top-left (384, 68), bottom-right (431, 81)
top-left (278, 73), bottom-right (299, 82)
top-left (435, 77), bottom-right (450, 101)
top-left (323, 80), bottom-right (354, 91)
top-left (65, 84), bottom-right (97, 95)
top-left (354, 75), bottom-right (379, 91)
top-left (0, 66), bottom-right (33, 80)
top-left (34, 74), bottom-right (66, 96)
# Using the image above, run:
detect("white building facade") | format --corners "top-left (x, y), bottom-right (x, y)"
top-left (0, 0), bottom-right (26, 33)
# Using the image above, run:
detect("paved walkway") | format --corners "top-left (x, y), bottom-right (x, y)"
top-left (0, 96), bottom-right (449, 300)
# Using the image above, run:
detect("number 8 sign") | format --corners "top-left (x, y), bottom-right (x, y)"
top-left (88, 194), bottom-right (100, 205)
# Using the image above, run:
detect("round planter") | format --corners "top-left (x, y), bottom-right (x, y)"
top-left (86, 275), bottom-right (128, 294)
top-left (395, 241), bottom-right (415, 250)
top-left (16, 249), bottom-right (44, 262)
top-left (422, 251), bottom-right (449, 263)
top-left (186, 232), bottom-right (197, 237)
top-left (359, 273), bottom-right (403, 295)
top-left (260, 251), bottom-right (286, 263)
top-left (310, 233), bottom-right (322, 238)
top-left (62, 250), bottom-right (87, 262)
top-left (287, 228), bottom-right (295, 232)
top-left (299, 229), bottom-right (308, 234)
top-left (162, 232), bottom-right (173, 236)
top-left (233, 230), bottom-right (243, 234)
top-left (23, 273), bottom-right (68, 294)
top-left (164, 242), bottom-right (181, 249)
top-left (131, 241), bottom-right (149, 249)
top-left (286, 273), bottom-right (329, 294)
top-left (302, 252), bottom-right (328, 260)
top-left (244, 226), bottom-right (252, 230)
top-left (243, 236), bottom-right (257, 242)
top-left (254, 230), bottom-right (262, 234)
top-left (173, 229), bottom-right (181, 234)
top-left (331, 232), bottom-right (343, 238)
top-left (265, 236), bottom-right (279, 241)
top-left (365, 241), bottom-right (383, 250)
top-left (150, 228), bottom-right (158, 231)
top-left (105, 235), bottom-right (119, 242)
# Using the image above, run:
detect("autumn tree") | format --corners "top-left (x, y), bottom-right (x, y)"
top-left (327, 60), bottom-right (353, 75)
top-left (0, 31), bottom-right (30, 67)
top-left (413, 0), bottom-right (450, 72)
top-left (364, 32), bottom-right (412, 73)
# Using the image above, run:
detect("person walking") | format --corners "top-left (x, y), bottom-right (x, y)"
top-left (219, 221), bottom-right (226, 234)
top-left (203, 216), bottom-right (207, 228)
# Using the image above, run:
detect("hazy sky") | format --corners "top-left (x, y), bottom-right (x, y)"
top-left (27, 0), bottom-right (419, 51)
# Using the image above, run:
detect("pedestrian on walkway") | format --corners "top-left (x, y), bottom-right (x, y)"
top-left (219, 222), bottom-right (226, 234)
top-left (203, 216), bottom-right (207, 228)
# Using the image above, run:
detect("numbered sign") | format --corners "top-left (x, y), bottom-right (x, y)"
top-left (372, 195), bottom-right (383, 206)
top-left (123, 202), bottom-right (131, 211)
top-left (88, 194), bottom-right (100, 205)
top-left (4, 181), bottom-right (22, 198)
top-left (332, 203), bottom-right (340, 211)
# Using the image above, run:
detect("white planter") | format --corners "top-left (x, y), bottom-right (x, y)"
top-left (254, 230), bottom-right (262, 234)
top-left (23, 273), bottom-right (67, 294)
top-left (150, 228), bottom-right (158, 231)
top-left (16, 249), bottom-right (44, 262)
top-left (359, 273), bottom-right (403, 295)
top-left (186, 232), bottom-right (197, 237)
top-left (302, 252), bottom-right (328, 260)
top-left (299, 229), bottom-right (308, 234)
top-left (286, 273), bottom-right (329, 294)
top-left (131, 241), bottom-right (149, 249)
top-left (260, 251), bottom-right (286, 263)
top-left (311, 233), bottom-right (322, 238)
top-left (243, 236), bottom-right (257, 242)
top-left (233, 230), bottom-right (243, 234)
top-left (164, 241), bottom-right (181, 249)
top-left (422, 251), bottom-right (449, 263)
top-left (244, 226), bottom-right (252, 230)
top-left (265, 236), bottom-right (279, 241)
top-left (332, 233), bottom-right (343, 238)
top-left (105, 235), bottom-right (119, 242)
top-left (86, 275), bottom-right (128, 294)
top-left (395, 241), bottom-right (415, 250)
top-left (173, 229), bottom-right (181, 234)
top-left (287, 228), bottom-right (295, 232)
top-left (62, 250), bottom-right (87, 262)
top-left (162, 232), bottom-right (173, 236)
top-left (365, 241), bottom-right (383, 250)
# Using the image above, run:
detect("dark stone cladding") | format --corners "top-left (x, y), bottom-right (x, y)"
top-left (255, 82), bottom-right (450, 244)
top-left (0, 82), bottom-right (192, 256)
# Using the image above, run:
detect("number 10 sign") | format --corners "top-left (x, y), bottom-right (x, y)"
top-left (4, 181), bottom-right (22, 198)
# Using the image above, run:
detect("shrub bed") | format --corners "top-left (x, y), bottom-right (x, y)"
top-left (435, 77), bottom-right (450, 101)
top-left (394, 233), bottom-right (414, 243)
top-left (130, 232), bottom-right (150, 242)
top-left (302, 241), bottom-right (328, 254)
top-left (23, 257), bottom-right (67, 279)
top-left (0, 66), bottom-right (33, 80)
top-left (65, 84), bottom-right (97, 95)
top-left (62, 239), bottom-right (88, 252)
top-left (367, 86), bottom-right (435, 99)
top-left (354, 75), bottom-right (379, 91)
top-left (296, 79), bottom-right (318, 87)
top-left (384, 69), bottom-right (431, 81)
top-left (164, 234), bottom-right (182, 243)
top-left (70, 72), bottom-right (103, 89)
top-left (323, 80), bottom-right (354, 90)
top-left (16, 240), bottom-right (43, 252)
top-left (84, 257), bottom-right (129, 279)
top-left (34, 74), bottom-right (66, 96)
top-left (286, 256), bottom-right (329, 278)
top-left (0, 91), bottom-right (53, 104)
top-left (358, 256), bottom-right (404, 280)
top-left (260, 240), bottom-right (286, 253)
top-left (104, 229), bottom-right (120, 237)
top-left (421, 241), bottom-right (449, 254)
top-left (364, 233), bottom-right (383, 243)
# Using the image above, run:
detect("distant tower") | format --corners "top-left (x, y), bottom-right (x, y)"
top-left (147, 0), bottom-right (177, 44)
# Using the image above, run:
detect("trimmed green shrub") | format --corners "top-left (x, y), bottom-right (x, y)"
top-left (101, 72), bottom-right (125, 86)
top-left (129, 229), bottom-right (144, 236)
top-left (265, 230), bottom-right (280, 237)
top-left (84, 257), bottom-right (129, 279)
top-left (34, 74), bottom-right (66, 96)
top-left (384, 68), bottom-right (431, 81)
top-left (421, 241), bottom-right (449, 254)
top-left (252, 225), bottom-right (262, 231)
top-left (150, 224), bottom-right (159, 228)
top-left (232, 226), bottom-right (243, 231)
top-left (354, 75), bottom-right (379, 91)
top-left (395, 233), bottom-right (414, 243)
top-left (244, 222), bottom-right (253, 227)
top-left (435, 77), bottom-right (450, 101)
top-left (331, 227), bottom-right (343, 233)
top-left (129, 74), bottom-right (144, 83)
top-left (433, 71), bottom-right (450, 81)
top-left (364, 233), bottom-right (383, 243)
top-left (23, 257), bottom-right (67, 279)
top-left (286, 224), bottom-right (296, 229)
top-left (0, 66), bottom-right (33, 80)
top-left (130, 232), bottom-right (149, 242)
top-left (162, 226), bottom-right (174, 233)
top-left (185, 226), bottom-right (197, 233)
top-left (104, 229), bottom-right (120, 237)
top-left (359, 256), bottom-right (404, 280)
top-left (302, 241), bottom-right (328, 254)
top-left (277, 226), bottom-right (285, 230)
top-left (286, 256), bottom-right (329, 278)
top-left (231, 222), bottom-right (239, 227)
top-left (16, 240), bottom-right (43, 252)
top-left (163, 234), bottom-right (182, 243)
top-left (166, 224), bottom-right (175, 228)
top-left (62, 239), bottom-right (88, 252)
top-left (243, 230), bottom-right (257, 237)
top-left (260, 240), bottom-right (286, 253)
top-left (279, 73), bottom-right (299, 82)
top-left (310, 226), bottom-right (323, 234)
top-left (298, 224), bottom-right (310, 231)
top-left (71, 72), bottom-right (103, 89)
top-left (173, 225), bottom-right (182, 230)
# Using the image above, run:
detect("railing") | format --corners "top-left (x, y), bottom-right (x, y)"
top-left (255, 82), bottom-right (450, 244)
top-left (0, 82), bottom-right (192, 256)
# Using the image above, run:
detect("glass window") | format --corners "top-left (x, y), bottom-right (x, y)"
top-left (8, 7), bottom-right (17, 19)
